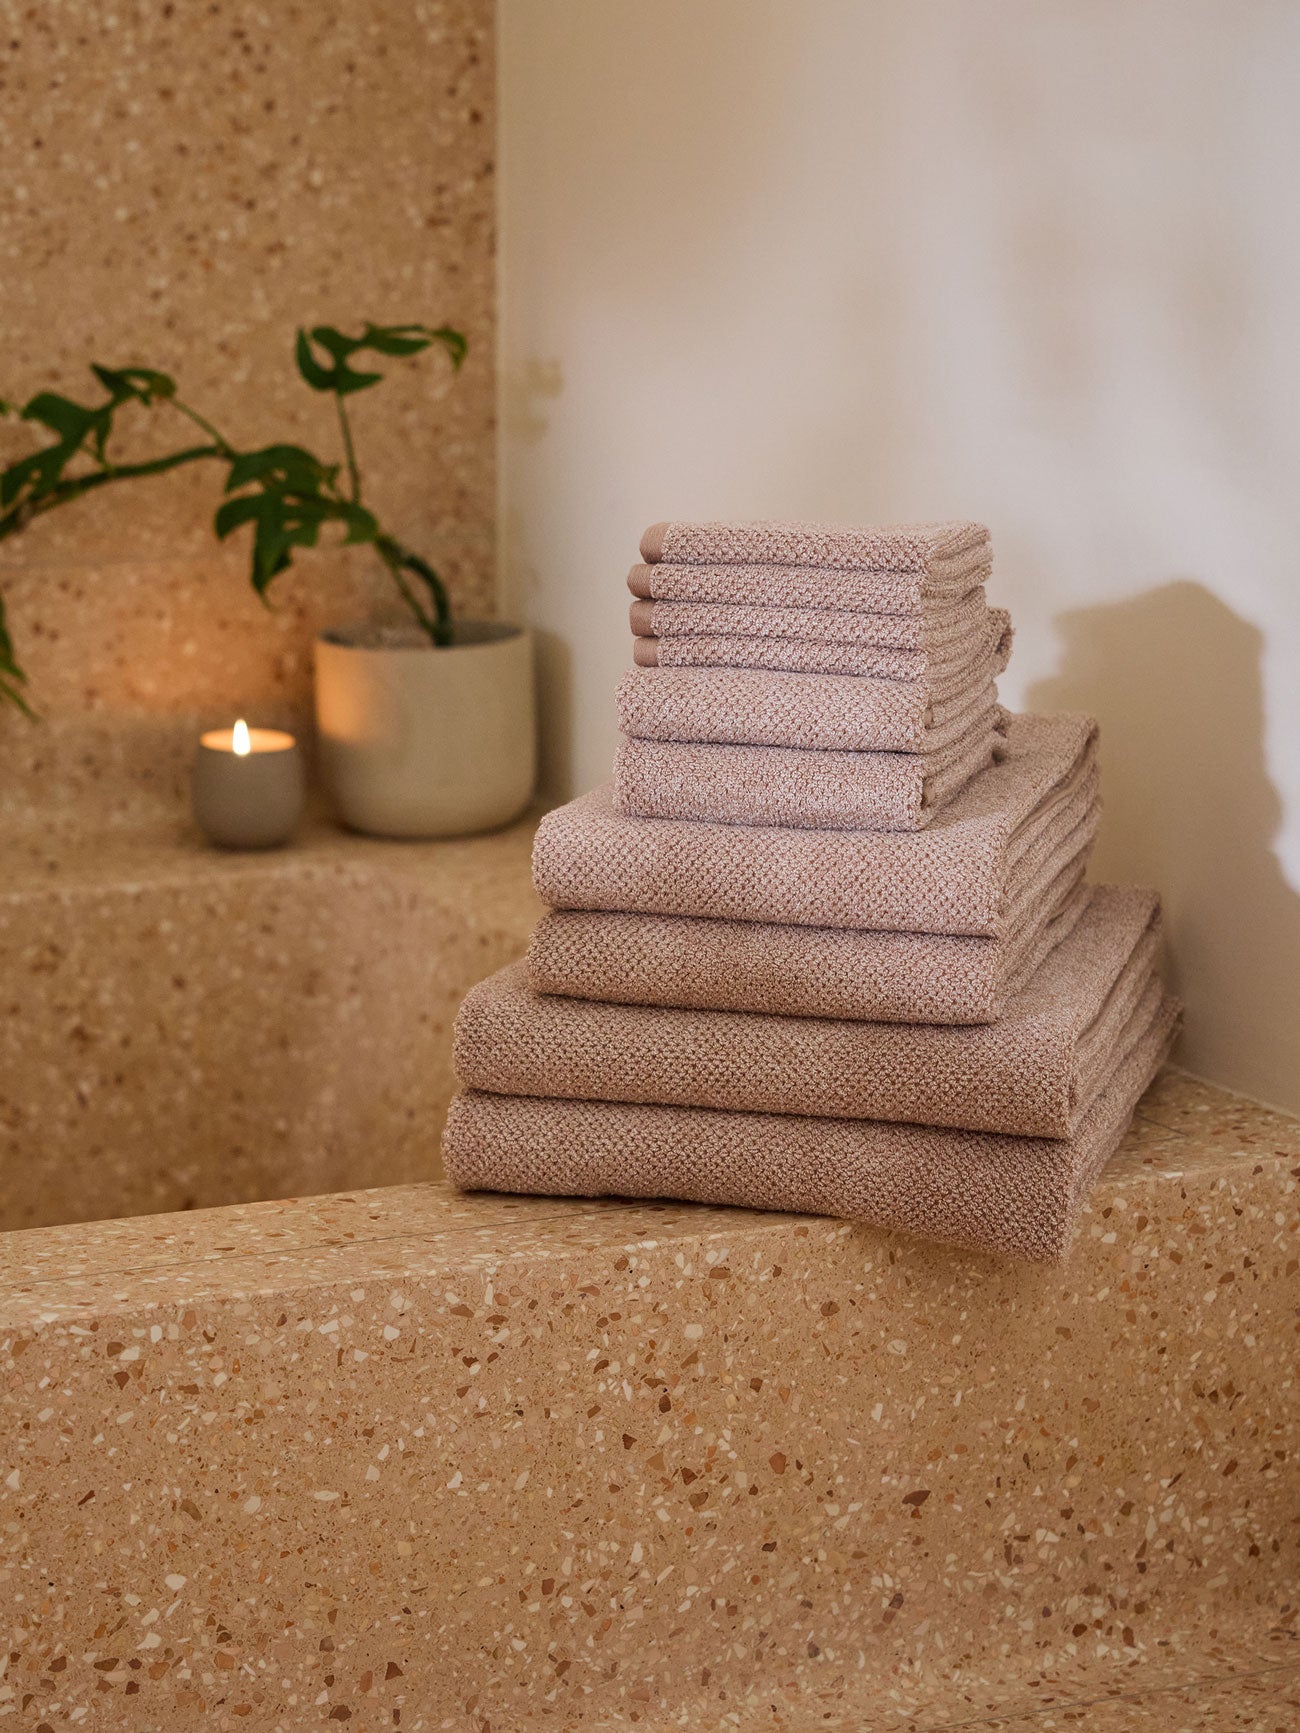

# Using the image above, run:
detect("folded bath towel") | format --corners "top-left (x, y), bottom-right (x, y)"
top-left (633, 606), bottom-right (1012, 680)
top-left (442, 991), bottom-right (1181, 1264)
top-left (535, 712), bottom-right (1096, 937)
top-left (456, 887), bottom-right (1158, 1140)
top-left (527, 812), bottom-right (1098, 1024)
top-left (635, 521), bottom-right (991, 611)
top-left (613, 690), bottom-right (1004, 830)
top-left (617, 627), bottom-right (1010, 753)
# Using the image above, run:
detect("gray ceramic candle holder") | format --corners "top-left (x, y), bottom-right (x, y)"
top-left (192, 723), bottom-right (305, 849)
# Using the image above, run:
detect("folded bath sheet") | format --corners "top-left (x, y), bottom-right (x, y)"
top-left (527, 820), bottom-right (1098, 1025)
top-left (613, 690), bottom-right (1004, 830)
top-left (442, 990), bottom-right (1181, 1264)
top-left (617, 623), bottom-right (1011, 753)
top-left (455, 886), bottom-right (1159, 1140)
top-left (534, 711), bottom-right (1096, 937)
top-left (629, 588), bottom-right (996, 651)
top-left (632, 605), bottom-right (1013, 680)
top-left (632, 520), bottom-right (991, 611)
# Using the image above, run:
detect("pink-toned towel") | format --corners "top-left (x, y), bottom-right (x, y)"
top-left (527, 815), bottom-right (1098, 1025)
top-left (442, 995), bottom-right (1181, 1264)
top-left (456, 888), bottom-right (1159, 1141)
top-left (629, 589), bottom-right (996, 650)
top-left (617, 633), bottom-right (1009, 755)
top-left (613, 691), bottom-right (1004, 831)
top-left (636, 520), bottom-right (990, 610)
top-left (633, 605), bottom-right (1012, 680)
top-left (533, 713), bottom-right (1097, 938)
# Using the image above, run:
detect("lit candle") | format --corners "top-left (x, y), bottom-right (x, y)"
top-left (191, 718), bottom-right (305, 848)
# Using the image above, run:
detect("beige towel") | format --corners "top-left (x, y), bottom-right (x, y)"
top-left (527, 812), bottom-right (1098, 1025)
top-left (629, 589), bottom-right (997, 650)
top-left (442, 993), bottom-right (1181, 1264)
top-left (617, 629), bottom-right (1010, 753)
top-left (534, 712), bottom-right (1096, 937)
top-left (633, 603), bottom-right (1011, 680)
top-left (456, 888), bottom-right (1159, 1140)
top-left (636, 520), bottom-right (991, 609)
top-left (613, 692), bottom-right (1004, 831)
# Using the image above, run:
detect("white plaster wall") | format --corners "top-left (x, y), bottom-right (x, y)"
top-left (498, 0), bottom-right (1300, 1110)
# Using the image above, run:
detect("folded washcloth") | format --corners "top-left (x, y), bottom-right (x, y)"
top-left (442, 991), bottom-right (1181, 1264)
top-left (613, 690), bottom-right (1004, 830)
top-left (534, 711), bottom-right (1096, 936)
top-left (456, 887), bottom-right (1158, 1140)
top-left (527, 807), bottom-right (1098, 1024)
top-left (633, 605), bottom-right (1012, 680)
top-left (617, 623), bottom-right (1010, 753)
top-left (630, 586), bottom-right (995, 647)
top-left (637, 520), bottom-right (990, 604)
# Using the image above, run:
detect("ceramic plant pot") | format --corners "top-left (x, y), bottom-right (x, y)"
top-left (314, 621), bottom-right (536, 838)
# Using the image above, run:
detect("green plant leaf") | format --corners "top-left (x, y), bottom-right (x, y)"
top-left (425, 325), bottom-right (468, 369)
top-left (295, 327), bottom-right (383, 396)
top-left (224, 443), bottom-right (339, 494)
top-left (0, 591), bottom-right (33, 716)
top-left (91, 365), bottom-right (178, 406)
top-left (294, 321), bottom-right (467, 394)
top-left (336, 500), bottom-right (380, 545)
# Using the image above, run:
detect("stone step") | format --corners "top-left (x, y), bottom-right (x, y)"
top-left (0, 1067), bottom-right (1296, 1729)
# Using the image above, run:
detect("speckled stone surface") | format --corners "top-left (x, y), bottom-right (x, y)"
top-left (1, 1067), bottom-right (1296, 1728)
top-left (0, 814), bottom-right (541, 1230)
top-left (0, 0), bottom-right (495, 824)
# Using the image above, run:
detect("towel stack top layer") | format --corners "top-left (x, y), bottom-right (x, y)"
top-left (619, 522), bottom-right (1006, 832)
top-left (444, 518), bottom-right (1179, 1263)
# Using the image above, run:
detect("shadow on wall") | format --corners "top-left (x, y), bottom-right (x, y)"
top-left (1027, 581), bottom-right (1300, 1114)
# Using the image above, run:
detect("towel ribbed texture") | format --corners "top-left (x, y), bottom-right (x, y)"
top-left (629, 590), bottom-right (998, 651)
top-left (442, 990), bottom-right (1180, 1264)
top-left (541, 712), bottom-right (1097, 935)
top-left (457, 887), bottom-right (1157, 1139)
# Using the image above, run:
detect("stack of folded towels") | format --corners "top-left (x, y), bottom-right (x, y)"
top-left (443, 520), bottom-right (1181, 1262)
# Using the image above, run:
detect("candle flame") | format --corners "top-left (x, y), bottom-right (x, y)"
top-left (232, 718), bottom-right (252, 757)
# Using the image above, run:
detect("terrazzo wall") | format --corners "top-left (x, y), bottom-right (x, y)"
top-left (0, 0), bottom-right (495, 824)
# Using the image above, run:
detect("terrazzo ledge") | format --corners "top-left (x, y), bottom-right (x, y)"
top-left (2, 1069), bottom-right (1298, 1730)
top-left (0, 810), bottom-right (543, 1229)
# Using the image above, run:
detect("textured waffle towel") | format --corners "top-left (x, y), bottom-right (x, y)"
top-left (527, 810), bottom-right (1097, 1024)
top-left (617, 625), bottom-right (1010, 753)
top-left (614, 691), bottom-right (1003, 831)
top-left (456, 887), bottom-right (1158, 1139)
top-left (633, 605), bottom-right (1012, 680)
top-left (629, 589), bottom-right (997, 650)
top-left (634, 521), bottom-right (991, 611)
top-left (442, 991), bottom-right (1181, 1264)
top-left (537, 712), bottom-right (1096, 935)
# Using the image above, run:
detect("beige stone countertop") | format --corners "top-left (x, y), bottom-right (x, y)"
top-left (3, 1065), bottom-right (1297, 1323)
top-left (0, 802), bottom-right (544, 904)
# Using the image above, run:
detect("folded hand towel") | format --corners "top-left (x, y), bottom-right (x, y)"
top-left (613, 692), bottom-right (1003, 830)
top-left (456, 887), bottom-right (1158, 1139)
top-left (527, 812), bottom-right (1097, 1025)
top-left (617, 633), bottom-right (1009, 754)
top-left (633, 606), bottom-right (1012, 680)
top-left (534, 712), bottom-right (1096, 937)
top-left (442, 992), bottom-right (1181, 1263)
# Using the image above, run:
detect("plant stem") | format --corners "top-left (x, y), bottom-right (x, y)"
top-left (0, 444), bottom-right (226, 542)
top-left (170, 398), bottom-right (237, 456)
top-left (335, 392), bottom-right (361, 503)
top-left (376, 541), bottom-right (436, 637)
